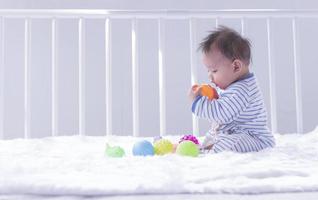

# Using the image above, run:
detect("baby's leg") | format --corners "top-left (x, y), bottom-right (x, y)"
top-left (212, 133), bottom-right (265, 153)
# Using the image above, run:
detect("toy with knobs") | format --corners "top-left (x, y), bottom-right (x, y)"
top-left (192, 84), bottom-right (219, 100)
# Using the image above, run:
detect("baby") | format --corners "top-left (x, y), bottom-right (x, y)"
top-left (189, 26), bottom-right (275, 153)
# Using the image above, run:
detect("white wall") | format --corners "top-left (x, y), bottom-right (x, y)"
top-left (0, 1), bottom-right (318, 138)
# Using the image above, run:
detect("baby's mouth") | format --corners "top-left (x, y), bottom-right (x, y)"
top-left (210, 81), bottom-right (217, 88)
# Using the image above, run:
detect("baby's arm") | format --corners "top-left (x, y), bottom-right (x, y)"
top-left (191, 86), bottom-right (249, 124)
top-left (188, 84), bottom-right (201, 101)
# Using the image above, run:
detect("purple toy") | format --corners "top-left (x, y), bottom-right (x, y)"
top-left (179, 134), bottom-right (200, 145)
top-left (153, 136), bottom-right (162, 143)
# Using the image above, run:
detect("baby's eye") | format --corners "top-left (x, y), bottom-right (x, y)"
top-left (212, 70), bottom-right (217, 73)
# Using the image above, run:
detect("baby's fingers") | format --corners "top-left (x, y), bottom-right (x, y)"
top-left (192, 84), bottom-right (200, 92)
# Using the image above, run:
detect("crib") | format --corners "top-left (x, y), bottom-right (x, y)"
top-left (0, 9), bottom-right (318, 199)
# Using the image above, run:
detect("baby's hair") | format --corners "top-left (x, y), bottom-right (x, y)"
top-left (199, 26), bottom-right (251, 65)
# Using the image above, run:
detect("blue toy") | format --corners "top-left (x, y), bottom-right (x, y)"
top-left (132, 140), bottom-right (155, 156)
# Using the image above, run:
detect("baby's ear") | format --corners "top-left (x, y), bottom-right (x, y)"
top-left (232, 59), bottom-right (243, 72)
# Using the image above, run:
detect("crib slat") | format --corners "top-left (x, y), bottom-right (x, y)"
top-left (0, 17), bottom-right (4, 139)
top-left (266, 18), bottom-right (278, 134)
top-left (132, 18), bottom-right (140, 137)
top-left (105, 18), bottom-right (112, 136)
top-left (51, 18), bottom-right (58, 137)
top-left (215, 17), bottom-right (219, 28)
top-left (241, 18), bottom-right (245, 36)
top-left (3, 9), bottom-right (318, 19)
top-left (189, 18), bottom-right (199, 136)
top-left (24, 18), bottom-right (31, 139)
top-left (78, 18), bottom-right (86, 136)
top-left (292, 18), bottom-right (304, 134)
top-left (158, 18), bottom-right (166, 136)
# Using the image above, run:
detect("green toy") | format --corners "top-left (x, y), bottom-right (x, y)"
top-left (176, 141), bottom-right (199, 157)
top-left (105, 143), bottom-right (125, 158)
top-left (153, 139), bottom-right (174, 155)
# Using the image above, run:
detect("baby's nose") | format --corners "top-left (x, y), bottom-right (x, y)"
top-left (209, 74), bottom-right (214, 81)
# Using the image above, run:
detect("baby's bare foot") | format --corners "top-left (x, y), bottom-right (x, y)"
top-left (204, 144), bottom-right (213, 150)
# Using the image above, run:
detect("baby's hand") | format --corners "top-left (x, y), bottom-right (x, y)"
top-left (188, 84), bottom-right (201, 101)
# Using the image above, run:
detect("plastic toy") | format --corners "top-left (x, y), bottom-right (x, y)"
top-left (153, 139), bottom-right (174, 155)
top-left (200, 84), bottom-right (219, 100)
top-left (153, 136), bottom-right (162, 143)
top-left (176, 141), bottom-right (199, 157)
top-left (132, 140), bottom-right (155, 156)
top-left (179, 134), bottom-right (200, 145)
top-left (105, 143), bottom-right (125, 158)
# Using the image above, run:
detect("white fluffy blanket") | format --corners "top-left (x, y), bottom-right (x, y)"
top-left (1, 128), bottom-right (318, 196)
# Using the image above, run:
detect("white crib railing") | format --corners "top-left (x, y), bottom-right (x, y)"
top-left (0, 9), bottom-right (317, 139)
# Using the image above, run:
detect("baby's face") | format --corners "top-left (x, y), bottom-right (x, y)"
top-left (202, 48), bottom-right (237, 90)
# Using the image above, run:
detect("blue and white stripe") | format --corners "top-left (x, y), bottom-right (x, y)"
top-left (192, 73), bottom-right (275, 153)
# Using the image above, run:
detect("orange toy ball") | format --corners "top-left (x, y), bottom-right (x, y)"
top-left (200, 84), bottom-right (219, 100)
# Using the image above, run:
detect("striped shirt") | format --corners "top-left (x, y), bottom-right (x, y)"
top-left (192, 73), bottom-right (275, 153)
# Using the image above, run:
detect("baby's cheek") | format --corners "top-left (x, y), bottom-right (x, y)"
top-left (214, 79), bottom-right (223, 88)
top-left (212, 76), bottom-right (219, 84)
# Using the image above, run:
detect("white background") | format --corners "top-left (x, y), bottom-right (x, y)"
top-left (0, 0), bottom-right (317, 138)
